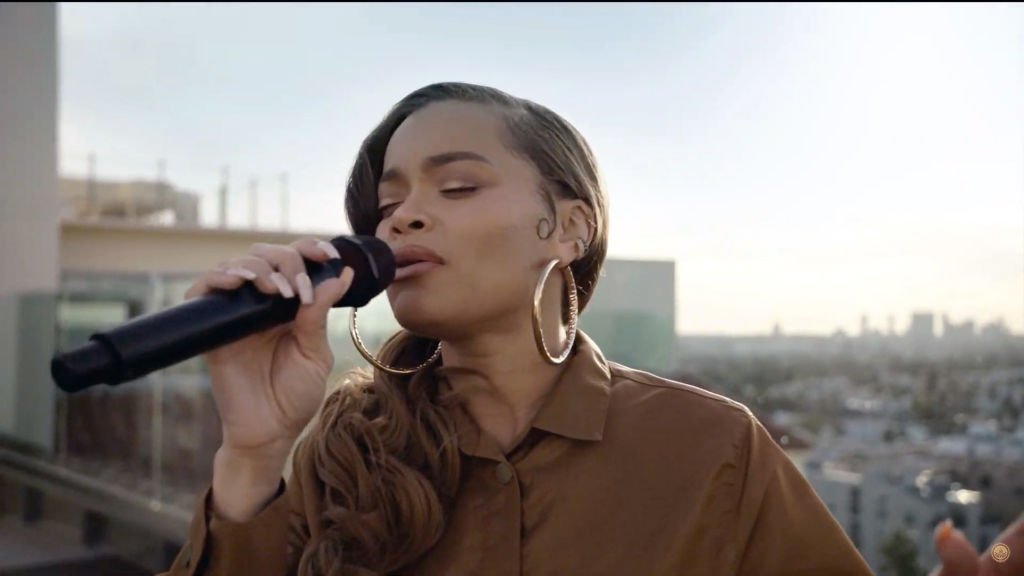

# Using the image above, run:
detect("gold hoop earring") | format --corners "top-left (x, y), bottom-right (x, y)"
top-left (533, 259), bottom-right (579, 365)
top-left (349, 308), bottom-right (442, 375)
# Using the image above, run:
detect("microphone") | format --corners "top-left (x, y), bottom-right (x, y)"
top-left (51, 235), bottom-right (395, 394)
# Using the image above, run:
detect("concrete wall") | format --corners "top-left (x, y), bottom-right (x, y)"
top-left (59, 220), bottom-right (328, 275)
top-left (0, 2), bottom-right (59, 450)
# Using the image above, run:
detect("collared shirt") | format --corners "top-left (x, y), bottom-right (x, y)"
top-left (160, 330), bottom-right (873, 575)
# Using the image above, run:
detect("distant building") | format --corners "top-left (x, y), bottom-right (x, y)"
top-left (942, 314), bottom-right (976, 339)
top-left (59, 176), bottom-right (200, 226)
top-left (979, 318), bottom-right (1012, 339)
top-left (579, 258), bottom-right (675, 374)
top-left (805, 465), bottom-right (864, 549)
top-left (807, 458), bottom-right (983, 573)
top-left (959, 368), bottom-right (1024, 425)
top-left (930, 417), bottom-right (1024, 528)
top-left (860, 465), bottom-right (982, 572)
top-left (908, 312), bottom-right (935, 341)
top-left (759, 416), bottom-right (814, 469)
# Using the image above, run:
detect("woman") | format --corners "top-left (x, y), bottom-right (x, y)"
top-left (161, 82), bottom-right (875, 575)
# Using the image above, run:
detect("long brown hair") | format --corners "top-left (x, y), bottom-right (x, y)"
top-left (298, 82), bottom-right (609, 575)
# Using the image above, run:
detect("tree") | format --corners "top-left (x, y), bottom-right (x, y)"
top-left (879, 528), bottom-right (925, 576)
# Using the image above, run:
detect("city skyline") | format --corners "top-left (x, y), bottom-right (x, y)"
top-left (58, 3), bottom-right (1024, 336)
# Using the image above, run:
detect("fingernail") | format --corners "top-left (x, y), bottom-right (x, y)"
top-left (269, 272), bottom-right (295, 298)
top-left (296, 273), bottom-right (313, 305)
top-left (316, 240), bottom-right (341, 260)
top-left (935, 519), bottom-right (953, 543)
top-left (227, 267), bottom-right (256, 280)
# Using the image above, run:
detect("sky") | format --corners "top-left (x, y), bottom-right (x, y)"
top-left (58, 3), bottom-right (1024, 336)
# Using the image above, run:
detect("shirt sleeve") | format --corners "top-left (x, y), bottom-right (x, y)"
top-left (157, 436), bottom-right (313, 576)
top-left (730, 410), bottom-right (873, 576)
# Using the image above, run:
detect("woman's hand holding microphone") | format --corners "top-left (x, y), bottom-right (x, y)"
top-left (184, 237), bottom-right (355, 522)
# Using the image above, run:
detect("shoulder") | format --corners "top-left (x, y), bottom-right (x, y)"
top-left (607, 362), bottom-right (753, 420)
top-left (604, 362), bottom-right (760, 451)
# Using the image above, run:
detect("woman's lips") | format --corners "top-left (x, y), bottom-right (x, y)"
top-left (394, 261), bottom-right (442, 281)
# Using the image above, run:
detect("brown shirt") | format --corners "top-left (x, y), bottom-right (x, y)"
top-left (159, 331), bottom-right (873, 575)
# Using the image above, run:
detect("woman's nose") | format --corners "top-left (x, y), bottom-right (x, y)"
top-left (389, 196), bottom-right (432, 234)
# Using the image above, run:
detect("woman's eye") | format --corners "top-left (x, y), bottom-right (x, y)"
top-left (441, 186), bottom-right (478, 194)
top-left (379, 187), bottom-right (477, 218)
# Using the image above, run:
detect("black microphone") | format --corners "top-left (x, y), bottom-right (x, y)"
top-left (51, 235), bottom-right (395, 394)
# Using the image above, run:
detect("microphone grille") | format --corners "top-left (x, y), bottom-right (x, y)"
top-left (328, 236), bottom-right (395, 308)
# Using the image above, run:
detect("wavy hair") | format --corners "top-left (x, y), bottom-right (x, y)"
top-left (298, 82), bottom-right (609, 575)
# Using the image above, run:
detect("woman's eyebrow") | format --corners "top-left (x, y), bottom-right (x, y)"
top-left (379, 151), bottom-right (492, 184)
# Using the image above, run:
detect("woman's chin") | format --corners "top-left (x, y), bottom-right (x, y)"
top-left (391, 303), bottom-right (444, 336)
top-left (388, 290), bottom-right (479, 339)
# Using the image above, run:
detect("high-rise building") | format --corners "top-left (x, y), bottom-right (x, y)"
top-left (579, 259), bottom-right (676, 374)
top-left (908, 312), bottom-right (935, 341)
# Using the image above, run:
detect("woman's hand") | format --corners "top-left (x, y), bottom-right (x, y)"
top-left (184, 236), bottom-right (355, 456)
top-left (928, 513), bottom-right (1024, 575)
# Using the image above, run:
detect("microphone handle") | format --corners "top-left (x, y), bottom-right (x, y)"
top-left (114, 258), bottom-right (344, 381)
top-left (54, 258), bottom-right (343, 393)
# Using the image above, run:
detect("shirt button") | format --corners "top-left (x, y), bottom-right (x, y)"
top-left (495, 462), bottom-right (514, 485)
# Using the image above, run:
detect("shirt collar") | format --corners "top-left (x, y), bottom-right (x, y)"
top-left (433, 330), bottom-right (612, 461)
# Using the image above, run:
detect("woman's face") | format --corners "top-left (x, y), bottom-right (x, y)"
top-left (374, 101), bottom-right (565, 340)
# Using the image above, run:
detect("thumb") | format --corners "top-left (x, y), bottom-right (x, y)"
top-left (291, 266), bottom-right (355, 358)
top-left (929, 520), bottom-right (980, 576)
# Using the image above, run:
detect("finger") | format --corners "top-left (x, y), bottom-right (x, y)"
top-left (290, 236), bottom-right (346, 305)
top-left (931, 519), bottom-right (980, 576)
top-left (289, 236), bottom-right (342, 262)
top-left (252, 239), bottom-right (342, 306)
top-left (291, 266), bottom-right (355, 359)
top-left (978, 512), bottom-right (1024, 575)
top-left (184, 263), bottom-right (262, 300)
top-left (222, 256), bottom-right (293, 299)
top-left (287, 237), bottom-right (344, 306)
top-left (183, 267), bottom-right (251, 300)
top-left (249, 243), bottom-right (309, 299)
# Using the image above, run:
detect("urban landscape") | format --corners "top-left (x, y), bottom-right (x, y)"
top-left (3, 4), bottom-right (1022, 575)
top-left (672, 316), bottom-right (1024, 574)
top-left (17, 171), bottom-right (1024, 575)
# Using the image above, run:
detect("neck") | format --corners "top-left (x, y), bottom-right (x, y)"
top-left (439, 273), bottom-right (571, 454)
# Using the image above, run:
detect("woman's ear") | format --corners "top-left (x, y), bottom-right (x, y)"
top-left (556, 199), bottom-right (595, 266)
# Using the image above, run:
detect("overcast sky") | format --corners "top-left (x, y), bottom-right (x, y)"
top-left (58, 3), bottom-right (1024, 336)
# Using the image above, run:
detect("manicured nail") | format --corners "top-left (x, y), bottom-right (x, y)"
top-left (269, 272), bottom-right (295, 298)
top-left (316, 240), bottom-right (341, 260)
top-left (296, 273), bottom-right (313, 305)
top-left (935, 519), bottom-right (953, 543)
top-left (226, 267), bottom-right (256, 280)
